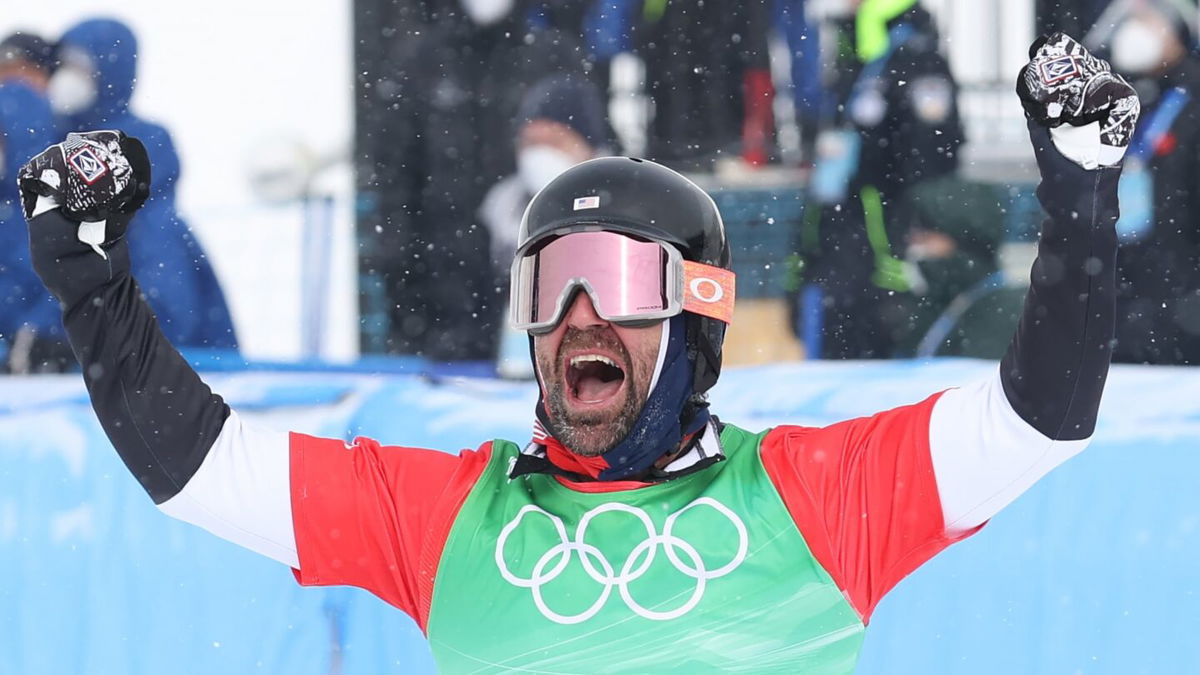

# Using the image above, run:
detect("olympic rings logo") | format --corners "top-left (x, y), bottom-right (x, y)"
top-left (494, 498), bottom-right (749, 624)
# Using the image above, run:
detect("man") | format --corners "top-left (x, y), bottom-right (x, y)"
top-left (1087, 0), bottom-right (1200, 363)
top-left (801, 0), bottom-right (964, 358)
top-left (17, 35), bottom-right (1136, 672)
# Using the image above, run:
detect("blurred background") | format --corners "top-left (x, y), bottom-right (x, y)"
top-left (1, 0), bottom-right (1199, 673)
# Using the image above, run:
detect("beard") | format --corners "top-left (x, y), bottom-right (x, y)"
top-left (537, 327), bottom-right (648, 457)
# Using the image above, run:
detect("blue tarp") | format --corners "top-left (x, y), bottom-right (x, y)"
top-left (1, 360), bottom-right (1197, 673)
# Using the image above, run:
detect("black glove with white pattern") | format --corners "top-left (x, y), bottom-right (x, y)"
top-left (16, 131), bottom-right (151, 309)
top-left (1016, 32), bottom-right (1140, 169)
top-left (17, 130), bottom-right (151, 234)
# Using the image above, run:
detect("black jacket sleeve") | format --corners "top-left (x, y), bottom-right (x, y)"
top-left (29, 207), bottom-right (229, 504)
top-left (1000, 121), bottom-right (1119, 440)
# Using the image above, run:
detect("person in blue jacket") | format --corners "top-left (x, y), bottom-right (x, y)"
top-left (50, 17), bottom-right (238, 350)
top-left (0, 83), bottom-right (71, 372)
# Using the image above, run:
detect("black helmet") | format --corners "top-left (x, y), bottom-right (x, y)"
top-left (514, 156), bottom-right (731, 395)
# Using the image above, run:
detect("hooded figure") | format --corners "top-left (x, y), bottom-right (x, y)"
top-left (51, 18), bottom-right (237, 350)
top-left (0, 83), bottom-right (69, 370)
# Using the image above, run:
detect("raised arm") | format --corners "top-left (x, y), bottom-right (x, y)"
top-left (17, 134), bottom-right (480, 628)
top-left (760, 35), bottom-right (1140, 621)
top-left (931, 33), bottom-right (1139, 533)
top-left (16, 132), bottom-right (297, 562)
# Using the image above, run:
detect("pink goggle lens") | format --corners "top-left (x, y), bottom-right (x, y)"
top-left (526, 231), bottom-right (670, 327)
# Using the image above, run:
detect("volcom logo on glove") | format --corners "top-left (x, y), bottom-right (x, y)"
top-left (17, 130), bottom-right (151, 226)
top-left (1020, 33), bottom-right (1117, 123)
top-left (1039, 56), bottom-right (1079, 85)
top-left (1018, 32), bottom-right (1142, 169)
top-left (68, 148), bottom-right (109, 184)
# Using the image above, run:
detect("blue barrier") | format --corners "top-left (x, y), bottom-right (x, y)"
top-left (2, 360), bottom-right (1197, 673)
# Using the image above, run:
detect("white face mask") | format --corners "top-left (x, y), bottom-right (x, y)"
top-left (48, 65), bottom-right (98, 116)
top-left (1111, 19), bottom-right (1168, 75)
top-left (518, 145), bottom-right (577, 195)
top-left (460, 0), bottom-right (514, 26)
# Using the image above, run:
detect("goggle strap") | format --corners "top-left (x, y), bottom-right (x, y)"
top-left (681, 261), bottom-right (736, 324)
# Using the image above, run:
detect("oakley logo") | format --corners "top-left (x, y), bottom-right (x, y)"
top-left (689, 277), bottom-right (726, 304)
top-left (1039, 56), bottom-right (1078, 85)
top-left (495, 498), bottom-right (748, 624)
top-left (67, 148), bottom-right (108, 185)
top-left (681, 261), bottom-right (735, 323)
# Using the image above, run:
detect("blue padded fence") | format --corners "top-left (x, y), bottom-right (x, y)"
top-left (1, 359), bottom-right (1197, 674)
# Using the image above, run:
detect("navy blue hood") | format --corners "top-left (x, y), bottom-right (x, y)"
top-left (58, 18), bottom-right (138, 128)
top-left (57, 18), bottom-right (181, 204)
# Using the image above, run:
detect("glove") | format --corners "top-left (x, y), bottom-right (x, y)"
top-left (1016, 32), bottom-right (1140, 169)
top-left (17, 131), bottom-right (150, 309)
top-left (17, 130), bottom-right (151, 257)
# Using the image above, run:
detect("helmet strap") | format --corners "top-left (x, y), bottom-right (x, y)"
top-left (685, 313), bottom-right (724, 396)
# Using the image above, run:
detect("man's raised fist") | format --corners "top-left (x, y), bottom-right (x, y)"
top-left (17, 130), bottom-right (151, 226)
top-left (1017, 32), bottom-right (1140, 168)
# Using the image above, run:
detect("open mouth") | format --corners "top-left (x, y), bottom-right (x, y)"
top-left (565, 354), bottom-right (627, 405)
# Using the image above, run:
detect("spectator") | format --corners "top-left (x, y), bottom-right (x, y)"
top-left (0, 83), bottom-right (72, 372)
top-left (894, 176), bottom-right (1009, 357)
top-left (361, 1), bottom-right (586, 361)
top-left (477, 75), bottom-right (612, 376)
top-left (0, 32), bottom-right (56, 93)
top-left (636, 0), bottom-right (776, 169)
top-left (799, 0), bottom-right (963, 359)
top-left (1092, 0), bottom-right (1200, 364)
top-left (52, 18), bottom-right (237, 350)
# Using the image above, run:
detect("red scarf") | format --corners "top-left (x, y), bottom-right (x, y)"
top-left (542, 436), bottom-right (610, 479)
top-left (536, 427), bottom-right (702, 481)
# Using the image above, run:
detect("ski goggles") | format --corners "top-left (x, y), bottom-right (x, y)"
top-left (510, 229), bottom-right (736, 334)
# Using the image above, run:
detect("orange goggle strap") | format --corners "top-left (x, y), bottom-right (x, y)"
top-left (681, 261), bottom-right (736, 324)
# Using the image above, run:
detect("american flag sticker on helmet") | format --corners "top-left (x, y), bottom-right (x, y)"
top-left (682, 261), bottom-right (735, 324)
top-left (573, 196), bottom-right (601, 210)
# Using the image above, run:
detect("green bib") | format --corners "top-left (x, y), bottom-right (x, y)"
top-left (426, 424), bottom-right (865, 673)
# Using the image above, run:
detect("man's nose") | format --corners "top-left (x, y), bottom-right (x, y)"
top-left (563, 290), bottom-right (608, 330)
